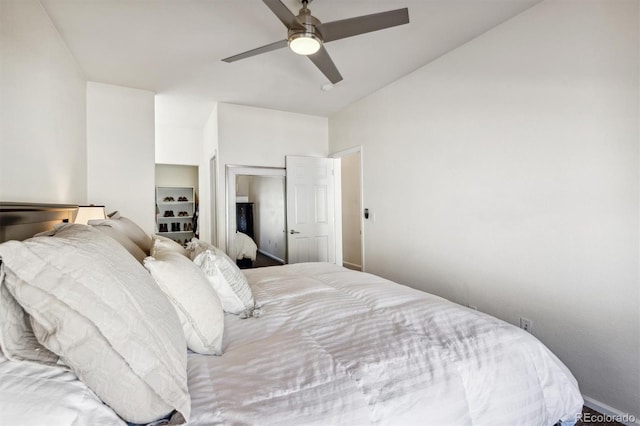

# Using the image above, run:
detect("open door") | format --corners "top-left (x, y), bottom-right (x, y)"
top-left (286, 156), bottom-right (336, 264)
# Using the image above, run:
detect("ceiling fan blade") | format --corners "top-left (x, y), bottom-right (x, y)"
top-left (318, 8), bottom-right (409, 43)
top-left (308, 45), bottom-right (343, 84)
top-left (222, 39), bottom-right (288, 63)
top-left (263, 0), bottom-right (304, 30)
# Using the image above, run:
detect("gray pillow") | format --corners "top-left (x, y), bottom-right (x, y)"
top-left (89, 211), bottom-right (152, 254)
top-left (0, 269), bottom-right (58, 364)
top-left (152, 234), bottom-right (189, 258)
top-left (0, 224), bottom-right (190, 424)
top-left (90, 224), bottom-right (147, 263)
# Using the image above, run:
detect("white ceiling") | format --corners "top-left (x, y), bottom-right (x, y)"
top-left (41, 0), bottom-right (540, 117)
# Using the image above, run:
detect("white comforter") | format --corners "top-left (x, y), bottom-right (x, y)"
top-left (188, 263), bottom-right (583, 425)
top-left (0, 353), bottom-right (125, 425)
top-left (0, 263), bottom-right (582, 425)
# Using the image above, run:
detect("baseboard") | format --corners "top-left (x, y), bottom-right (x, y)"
top-left (583, 395), bottom-right (639, 426)
top-left (342, 261), bottom-right (362, 271)
top-left (257, 249), bottom-right (284, 264)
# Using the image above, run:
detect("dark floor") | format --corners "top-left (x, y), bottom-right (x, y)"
top-left (577, 406), bottom-right (626, 426)
top-left (237, 252), bottom-right (284, 269)
top-left (253, 252), bottom-right (284, 268)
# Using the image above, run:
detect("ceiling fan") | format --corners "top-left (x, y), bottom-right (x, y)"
top-left (222, 0), bottom-right (410, 84)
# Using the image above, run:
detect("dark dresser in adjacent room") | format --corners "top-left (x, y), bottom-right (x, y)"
top-left (236, 202), bottom-right (254, 239)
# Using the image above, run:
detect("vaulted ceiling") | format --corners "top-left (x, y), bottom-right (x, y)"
top-left (42, 0), bottom-right (540, 117)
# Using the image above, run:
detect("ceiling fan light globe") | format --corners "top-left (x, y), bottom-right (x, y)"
top-left (289, 33), bottom-right (321, 55)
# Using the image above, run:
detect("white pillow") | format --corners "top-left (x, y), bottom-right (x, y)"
top-left (89, 211), bottom-right (152, 254)
top-left (0, 224), bottom-right (190, 424)
top-left (152, 234), bottom-right (188, 258)
top-left (187, 239), bottom-right (255, 314)
top-left (192, 250), bottom-right (246, 314)
top-left (144, 251), bottom-right (224, 355)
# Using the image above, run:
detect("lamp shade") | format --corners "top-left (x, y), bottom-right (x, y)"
top-left (75, 205), bottom-right (106, 224)
top-left (289, 33), bottom-right (321, 55)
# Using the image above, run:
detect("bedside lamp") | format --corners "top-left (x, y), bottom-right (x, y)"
top-left (74, 205), bottom-right (106, 224)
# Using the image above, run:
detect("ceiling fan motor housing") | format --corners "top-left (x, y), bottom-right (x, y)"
top-left (287, 5), bottom-right (323, 54)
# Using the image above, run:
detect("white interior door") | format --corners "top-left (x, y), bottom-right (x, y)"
top-left (286, 156), bottom-right (336, 264)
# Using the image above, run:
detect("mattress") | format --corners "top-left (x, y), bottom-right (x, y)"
top-left (187, 263), bottom-right (583, 425)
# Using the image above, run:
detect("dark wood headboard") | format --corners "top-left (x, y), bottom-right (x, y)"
top-left (0, 203), bottom-right (78, 243)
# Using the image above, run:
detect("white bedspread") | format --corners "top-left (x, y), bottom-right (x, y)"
top-left (188, 263), bottom-right (583, 425)
top-left (0, 263), bottom-right (582, 425)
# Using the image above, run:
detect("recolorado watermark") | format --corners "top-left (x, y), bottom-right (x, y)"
top-left (580, 411), bottom-right (637, 424)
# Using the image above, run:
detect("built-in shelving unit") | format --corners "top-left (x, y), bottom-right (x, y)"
top-left (156, 186), bottom-right (195, 246)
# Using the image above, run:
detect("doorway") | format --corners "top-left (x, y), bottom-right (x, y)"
top-left (226, 166), bottom-right (286, 268)
top-left (155, 163), bottom-right (200, 244)
top-left (209, 155), bottom-right (217, 246)
top-left (331, 147), bottom-right (364, 271)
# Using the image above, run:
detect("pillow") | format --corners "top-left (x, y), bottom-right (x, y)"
top-left (192, 250), bottom-right (247, 314)
top-left (0, 267), bottom-right (58, 365)
top-left (89, 224), bottom-right (147, 264)
top-left (89, 211), bottom-right (152, 254)
top-left (0, 224), bottom-right (190, 424)
top-left (152, 234), bottom-right (188, 258)
top-left (144, 251), bottom-right (224, 355)
top-left (187, 239), bottom-right (255, 314)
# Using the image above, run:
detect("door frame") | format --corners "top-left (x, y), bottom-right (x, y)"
top-left (209, 154), bottom-right (218, 247)
top-left (225, 165), bottom-right (286, 257)
top-left (330, 146), bottom-right (364, 271)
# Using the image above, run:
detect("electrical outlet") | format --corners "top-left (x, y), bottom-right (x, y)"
top-left (519, 317), bottom-right (533, 333)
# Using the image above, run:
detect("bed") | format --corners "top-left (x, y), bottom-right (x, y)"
top-left (0, 203), bottom-right (584, 425)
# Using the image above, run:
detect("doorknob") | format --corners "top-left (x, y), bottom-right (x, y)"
top-left (290, 229), bottom-right (300, 234)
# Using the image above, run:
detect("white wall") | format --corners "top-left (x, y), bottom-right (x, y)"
top-left (155, 95), bottom-right (215, 166)
top-left (236, 175), bottom-right (250, 197)
top-left (249, 175), bottom-right (286, 261)
top-left (218, 103), bottom-right (328, 168)
top-left (340, 154), bottom-right (362, 270)
top-left (155, 96), bottom-right (219, 244)
top-left (330, 0), bottom-right (639, 419)
top-left (87, 82), bottom-right (155, 234)
top-left (200, 103), bottom-right (219, 245)
top-left (217, 103), bottom-right (328, 250)
top-left (0, 0), bottom-right (87, 204)
top-left (155, 164), bottom-right (199, 194)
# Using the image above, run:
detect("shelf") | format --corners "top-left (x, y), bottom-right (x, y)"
top-left (156, 231), bottom-right (194, 235)
top-left (157, 215), bottom-right (193, 220)
top-left (156, 186), bottom-right (196, 245)
top-left (157, 201), bottom-right (193, 205)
